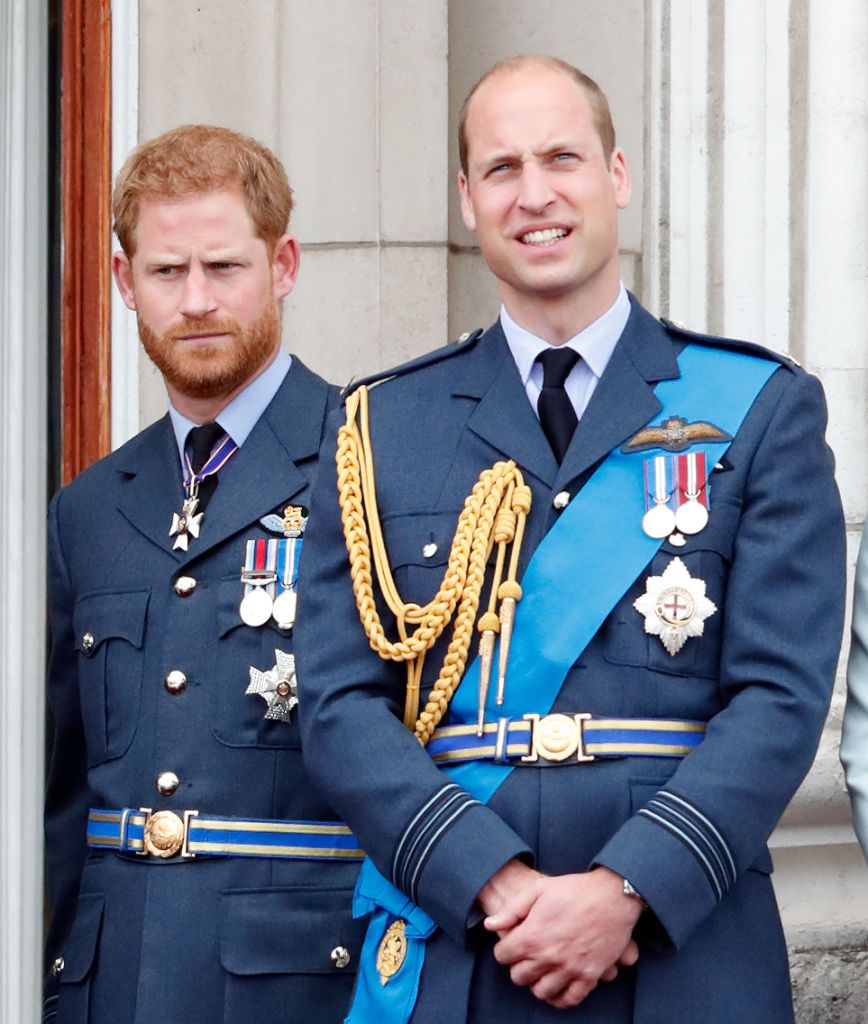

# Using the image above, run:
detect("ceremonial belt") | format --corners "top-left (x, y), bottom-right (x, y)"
top-left (428, 715), bottom-right (707, 766)
top-left (87, 808), bottom-right (364, 861)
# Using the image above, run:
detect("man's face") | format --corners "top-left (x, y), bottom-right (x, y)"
top-left (112, 189), bottom-right (298, 402)
top-left (458, 68), bottom-right (631, 314)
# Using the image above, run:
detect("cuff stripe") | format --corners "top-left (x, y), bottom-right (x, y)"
top-left (395, 788), bottom-right (469, 893)
top-left (645, 799), bottom-right (731, 891)
top-left (393, 783), bottom-right (461, 882)
top-left (638, 807), bottom-right (724, 900)
top-left (660, 790), bottom-right (737, 882)
top-left (406, 797), bottom-right (478, 901)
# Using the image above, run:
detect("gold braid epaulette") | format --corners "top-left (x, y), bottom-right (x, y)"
top-left (337, 386), bottom-right (531, 746)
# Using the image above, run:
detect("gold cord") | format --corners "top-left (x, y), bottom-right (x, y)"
top-left (337, 386), bottom-right (532, 745)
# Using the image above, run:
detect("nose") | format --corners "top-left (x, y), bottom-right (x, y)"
top-left (179, 264), bottom-right (218, 319)
top-left (516, 162), bottom-right (555, 213)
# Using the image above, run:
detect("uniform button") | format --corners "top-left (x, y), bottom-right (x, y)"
top-left (552, 491), bottom-right (570, 511)
top-left (173, 576), bottom-right (197, 597)
top-left (156, 771), bottom-right (180, 796)
top-left (331, 946), bottom-right (351, 969)
top-left (81, 632), bottom-right (95, 652)
top-left (458, 331), bottom-right (471, 343)
top-left (164, 670), bottom-right (187, 695)
top-left (51, 956), bottom-right (65, 977)
top-left (422, 542), bottom-right (438, 559)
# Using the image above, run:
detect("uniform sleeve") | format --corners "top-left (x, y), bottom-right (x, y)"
top-left (296, 411), bottom-right (531, 943)
top-left (593, 370), bottom-right (846, 949)
top-left (841, 521), bottom-right (868, 861)
top-left (43, 490), bottom-right (94, 1016)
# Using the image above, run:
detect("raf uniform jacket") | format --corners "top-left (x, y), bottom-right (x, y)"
top-left (295, 298), bottom-right (846, 1024)
top-left (44, 360), bottom-right (365, 1024)
top-left (842, 521), bottom-right (868, 860)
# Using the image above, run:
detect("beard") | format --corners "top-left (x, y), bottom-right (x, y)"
top-left (137, 300), bottom-right (281, 400)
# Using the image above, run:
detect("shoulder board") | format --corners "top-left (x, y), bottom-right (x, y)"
top-left (660, 318), bottom-right (801, 371)
top-left (341, 329), bottom-right (485, 397)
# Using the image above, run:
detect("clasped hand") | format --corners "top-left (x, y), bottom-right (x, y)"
top-left (478, 861), bottom-right (641, 1010)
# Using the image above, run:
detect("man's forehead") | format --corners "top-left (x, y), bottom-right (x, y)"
top-left (132, 188), bottom-right (259, 244)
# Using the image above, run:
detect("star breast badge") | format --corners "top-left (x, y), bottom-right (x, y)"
top-left (633, 557), bottom-right (717, 656)
top-left (246, 649), bottom-right (298, 722)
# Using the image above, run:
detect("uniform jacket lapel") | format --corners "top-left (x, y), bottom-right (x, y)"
top-left (555, 298), bottom-right (681, 493)
top-left (115, 358), bottom-right (330, 564)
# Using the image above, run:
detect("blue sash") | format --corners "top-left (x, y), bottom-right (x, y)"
top-left (346, 344), bottom-right (778, 1023)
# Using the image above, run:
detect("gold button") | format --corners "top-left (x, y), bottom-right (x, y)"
top-left (331, 946), bottom-right (351, 969)
top-left (173, 576), bottom-right (197, 597)
top-left (552, 491), bottom-right (570, 510)
top-left (164, 670), bottom-right (187, 694)
top-left (51, 956), bottom-right (65, 977)
top-left (81, 632), bottom-right (95, 652)
top-left (156, 771), bottom-right (180, 795)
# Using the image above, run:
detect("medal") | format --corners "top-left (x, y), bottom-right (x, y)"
top-left (169, 490), bottom-right (204, 551)
top-left (642, 456), bottom-right (676, 539)
top-left (239, 539), bottom-right (277, 626)
top-left (633, 556), bottom-right (717, 655)
top-left (246, 649), bottom-right (298, 722)
top-left (674, 452), bottom-right (709, 535)
top-left (272, 536), bottom-right (301, 629)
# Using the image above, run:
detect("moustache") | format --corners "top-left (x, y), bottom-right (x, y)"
top-left (166, 319), bottom-right (241, 341)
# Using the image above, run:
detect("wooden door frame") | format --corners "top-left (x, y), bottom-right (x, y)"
top-left (61, 0), bottom-right (113, 484)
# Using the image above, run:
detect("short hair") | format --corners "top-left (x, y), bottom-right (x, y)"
top-left (458, 54), bottom-right (616, 176)
top-left (113, 124), bottom-right (293, 256)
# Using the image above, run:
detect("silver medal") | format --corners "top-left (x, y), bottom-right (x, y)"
top-left (642, 503), bottom-right (677, 539)
top-left (272, 588), bottom-right (297, 629)
top-left (674, 498), bottom-right (709, 535)
top-left (239, 586), bottom-right (273, 627)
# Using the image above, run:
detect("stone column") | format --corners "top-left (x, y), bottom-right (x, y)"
top-left (0, 2), bottom-right (47, 1021)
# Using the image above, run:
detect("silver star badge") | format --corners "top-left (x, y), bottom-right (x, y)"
top-left (169, 495), bottom-right (204, 551)
top-left (633, 556), bottom-right (717, 656)
top-left (246, 649), bottom-right (298, 722)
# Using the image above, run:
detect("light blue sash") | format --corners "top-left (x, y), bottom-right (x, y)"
top-left (346, 344), bottom-right (778, 1023)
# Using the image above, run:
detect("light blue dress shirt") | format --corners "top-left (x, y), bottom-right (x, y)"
top-left (500, 283), bottom-right (630, 421)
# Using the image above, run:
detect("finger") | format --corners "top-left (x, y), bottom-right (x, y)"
top-left (618, 940), bottom-right (639, 967)
top-left (600, 964), bottom-right (618, 983)
top-left (546, 977), bottom-right (595, 1009)
top-left (530, 969), bottom-right (571, 1001)
top-left (508, 957), bottom-right (546, 987)
top-left (484, 884), bottom-right (540, 933)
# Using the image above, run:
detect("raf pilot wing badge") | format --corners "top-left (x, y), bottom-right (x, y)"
top-left (622, 416), bottom-right (731, 454)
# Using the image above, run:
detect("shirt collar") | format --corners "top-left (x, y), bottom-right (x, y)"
top-left (168, 348), bottom-right (292, 466)
top-left (500, 283), bottom-right (630, 385)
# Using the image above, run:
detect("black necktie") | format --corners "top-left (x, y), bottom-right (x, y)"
top-left (186, 421), bottom-right (225, 513)
top-left (536, 348), bottom-right (579, 463)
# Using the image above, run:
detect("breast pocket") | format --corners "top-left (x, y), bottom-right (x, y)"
top-left (210, 577), bottom-right (300, 749)
top-left (603, 499), bottom-right (741, 679)
top-left (73, 590), bottom-right (149, 766)
top-left (380, 510), bottom-right (462, 609)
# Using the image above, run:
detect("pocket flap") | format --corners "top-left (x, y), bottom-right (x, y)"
top-left (381, 510), bottom-right (461, 569)
top-left (220, 887), bottom-right (364, 976)
top-left (73, 589), bottom-right (150, 654)
top-left (60, 893), bottom-right (104, 983)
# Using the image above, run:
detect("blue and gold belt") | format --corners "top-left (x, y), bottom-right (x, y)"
top-left (427, 713), bottom-right (706, 766)
top-left (87, 807), bottom-right (364, 860)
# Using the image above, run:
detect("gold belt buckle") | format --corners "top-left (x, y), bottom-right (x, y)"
top-left (521, 713), bottom-right (594, 764)
top-left (139, 808), bottom-right (199, 859)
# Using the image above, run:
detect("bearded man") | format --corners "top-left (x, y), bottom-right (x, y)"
top-left (43, 125), bottom-right (364, 1024)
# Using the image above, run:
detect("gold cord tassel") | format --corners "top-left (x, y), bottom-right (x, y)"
top-left (337, 386), bottom-right (532, 746)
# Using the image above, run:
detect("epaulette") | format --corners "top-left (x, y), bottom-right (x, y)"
top-left (341, 328), bottom-right (485, 397)
top-left (660, 317), bottom-right (801, 371)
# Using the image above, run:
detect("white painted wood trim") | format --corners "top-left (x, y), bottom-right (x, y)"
top-left (111, 0), bottom-right (140, 449)
top-left (0, 2), bottom-right (48, 1022)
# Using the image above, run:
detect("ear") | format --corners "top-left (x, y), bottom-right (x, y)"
top-left (271, 235), bottom-right (301, 300)
top-left (610, 148), bottom-right (632, 210)
top-left (458, 172), bottom-right (477, 232)
top-left (111, 251), bottom-right (137, 310)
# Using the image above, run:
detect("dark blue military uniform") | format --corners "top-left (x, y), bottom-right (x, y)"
top-left (44, 359), bottom-right (365, 1023)
top-left (295, 299), bottom-right (846, 1023)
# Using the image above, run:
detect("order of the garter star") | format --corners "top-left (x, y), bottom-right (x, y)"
top-left (633, 556), bottom-right (717, 656)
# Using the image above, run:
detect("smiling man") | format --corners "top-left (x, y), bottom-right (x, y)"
top-left (43, 126), bottom-right (364, 1024)
top-left (296, 55), bottom-right (846, 1023)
